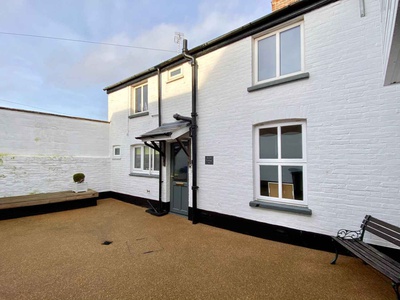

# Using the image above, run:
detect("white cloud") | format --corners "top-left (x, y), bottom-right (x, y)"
top-left (58, 0), bottom-right (270, 89)
top-left (56, 24), bottom-right (179, 89)
top-left (0, 0), bottom-right (271, 120)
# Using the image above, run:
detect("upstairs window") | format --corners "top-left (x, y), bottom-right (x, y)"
top-left (131, 83), bottom-right (148, 114)
top-left (167, 67), bottom-right (183, 82)
top-left (131, 145), bottom-right (160, 175)
top-left (255, 121), bottom-right (306, 204)
top-left (255, 22), bottom-right (303, 84)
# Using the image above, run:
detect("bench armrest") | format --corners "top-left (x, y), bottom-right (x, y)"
top-left (336, 229), bottom-right (363, 240)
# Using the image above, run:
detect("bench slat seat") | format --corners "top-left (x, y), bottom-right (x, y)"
top-left (331, 215), bottom-right (400, 299)
top-left (0, 190), bottom-right (98, 210)
top-left (332, 237), bottom-right (400, 282)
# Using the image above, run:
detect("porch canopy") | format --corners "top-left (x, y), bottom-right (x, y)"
top-left (135, 120), bottom-right (190, 142)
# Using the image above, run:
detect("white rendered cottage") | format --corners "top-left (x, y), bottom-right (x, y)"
top-left (104, 0), bottom-right (400, 250)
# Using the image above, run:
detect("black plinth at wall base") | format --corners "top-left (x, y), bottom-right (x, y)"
top-left (103, 191), bottom-right (170, 212)
top-left (101, 192), bottom-right (400, 260)
top-left (0, 198), bottom-right (97, 220)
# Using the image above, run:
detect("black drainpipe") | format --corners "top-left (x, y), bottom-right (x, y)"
top-left (182, 39), bottom-right (199, 224)
top-left (157, 68), bottom-right (163, 213)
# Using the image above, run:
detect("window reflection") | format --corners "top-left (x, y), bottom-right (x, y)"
top-left (281, 125), bottom-right (302, 159)
top-left (135, 87), bottom-right (142, 113)
top-left (280, 25), bottom-right (301, 76)
top-left (134, 148), bottom-right (141, 168)
top-left (172, 144), bottom-right (188, 181)
top-left (282, 166), bottom-right (303, 200)
top-left (258, 35), bottom-right (276, 81)
top-left (260, 165), bottom-right (278, 197)
top-left (259, 127), bottom-right (278, 159)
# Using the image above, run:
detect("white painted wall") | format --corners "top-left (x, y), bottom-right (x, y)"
top-left (196, 0), bottom-right (400, 247)
top-left (108, 63), bottom-right (193, 202)
top-left (380, 0), bottom-right (400, 85)
top-left (107, 0), bottom-right (400, 247)
top-left (108, 76), bottom-right (160, 200)
top-left (0, 108), bottom-right (110, 197)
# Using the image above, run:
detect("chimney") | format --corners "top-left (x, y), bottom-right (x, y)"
top-left (271, 0), bottom-right (299, 11)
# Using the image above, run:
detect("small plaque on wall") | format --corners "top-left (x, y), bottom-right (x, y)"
top-left (205, 156), bottom-right (214, 165)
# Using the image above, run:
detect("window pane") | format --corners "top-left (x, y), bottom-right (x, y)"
top-left (114, 147), bottom-right (120, 156)
top-left (282, 166), bottom-right (303, 200)
top-left (260, 165), bottom-right (278, 197)
top-left (144, 146), bottom-right (150, 170)
top-left (172, 144), bottom-right (188, 181)
top-left (135, 87), bottom-right (142, 113)
top-left (281, 125), bottom-right (302, 159)
top-left (134, 147), bottom-right (141, 168)
top-left (153, 150), bottom-right (160, 171)
top-left (143, 84), bottom-right (148, 111)
top-left (259, 127), bottom-right (278, 159)
top-left (280, 25), bottom-right (301, 76)
top-left (170, 68), bottom-right (181, 77)
top-left (258, 35), bottom-right (276, 81)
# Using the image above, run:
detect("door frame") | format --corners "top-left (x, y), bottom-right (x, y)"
top-left (169, 141), bottom-right (190, 216)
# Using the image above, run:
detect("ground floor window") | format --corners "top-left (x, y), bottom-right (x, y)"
top-left (131, 144), bottom-right (160, 175)
top-left (112, 145), bottom-right (121, 159)
top-left (255, 121), bottom-right (306, 204)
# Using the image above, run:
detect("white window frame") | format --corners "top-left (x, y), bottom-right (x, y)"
top-left (254, 21), bottom-right (304, 85)
top-left (112, 145), bottom-right (121, 159)
top-left (131, 144), bottom-right (160, 175)
top-left (167, 67), bottom-right (183, 82)
top-left (254, 121), bottom-right (307, 205)
top-left (130, 82), bottom-right (148, 115)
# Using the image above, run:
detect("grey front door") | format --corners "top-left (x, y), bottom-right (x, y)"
top-left (170, 142), bottom-right (188, 216)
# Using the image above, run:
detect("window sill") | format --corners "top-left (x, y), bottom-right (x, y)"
top-left (248, 72), bottom-right (310, 92)
top-left (129, 111), bottom-right (149, 119)
top-left (129, 173), bottom-right (159, 178)
top-left (167, 74), bottom-right (184, 83)
top-left (112, 157), bottom-right (121, 160)
top-left (249, 200), bottom-right (312, 215)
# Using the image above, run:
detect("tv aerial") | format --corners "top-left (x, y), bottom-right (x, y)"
top-left (174, 32), bottom-right (184, 53)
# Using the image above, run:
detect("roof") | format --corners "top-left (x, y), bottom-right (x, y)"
top-left (0, 106), bottom-right (109, 124)
top-left (104, 0), bottom-right (339, 94)
top-left (135, 120), bottom-right (190, 142)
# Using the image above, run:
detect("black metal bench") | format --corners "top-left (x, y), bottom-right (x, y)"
top-left (331, 215), bottom-right (400, 299)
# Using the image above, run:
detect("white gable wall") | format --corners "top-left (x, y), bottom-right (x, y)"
top-left (195, 0), bottom-right (400, 247)
top-left (108, 76), bottom-right (159, 199)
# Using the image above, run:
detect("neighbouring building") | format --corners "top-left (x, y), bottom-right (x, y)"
top-left (0, 107), bottom-right (110, 196)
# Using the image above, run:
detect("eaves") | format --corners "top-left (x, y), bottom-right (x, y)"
top-left (103, 0), bottom-right (339, 94)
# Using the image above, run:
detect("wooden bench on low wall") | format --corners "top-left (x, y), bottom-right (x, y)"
top-left (331, 215), bottom-right (400, 299)
top-left (0, 190), bottom-right (98, 219)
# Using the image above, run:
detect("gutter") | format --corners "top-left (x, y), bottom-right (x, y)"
top-left (103, 0), bottom-right (339, 94)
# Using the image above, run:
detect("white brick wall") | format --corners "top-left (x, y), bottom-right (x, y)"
top-left (196, 0), bottom-right (400, 247)
top-left (0, 108), bottom-right (110, 197)
top-left (108, 77), bottom-right (160, 200)
top-left (108, 63), bottom-right (194, 202)
top-left (107, 0), bottom-right (400, 247)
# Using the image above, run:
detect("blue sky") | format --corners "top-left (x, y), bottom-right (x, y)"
top-left (0, 0), bottom-right (270, 120)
